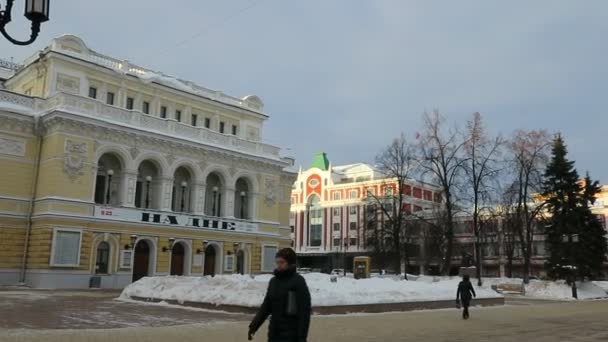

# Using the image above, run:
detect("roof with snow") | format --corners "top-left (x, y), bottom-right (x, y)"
top-left (14, 35), bottom-right (266, 116)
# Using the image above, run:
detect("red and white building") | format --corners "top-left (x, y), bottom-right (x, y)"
top-left (289, 152), bottom-right (441, 270)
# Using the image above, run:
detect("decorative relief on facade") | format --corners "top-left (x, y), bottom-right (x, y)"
top-left (56, 73), bottom-right (80, 94)
top-left (129, 146), bottom-right (140, 159)
top-left (64, 139), bottom-right (88, 181)
top-left (165, 154), bottom-right (176, 166)
top-left (0, 137), bottom-right (26, 156)
top-left (263, 176), bottom-right (277, 206)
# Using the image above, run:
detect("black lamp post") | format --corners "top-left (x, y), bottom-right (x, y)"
top-left (343, 241), bottom-right (348, 276)
top-left (145, 176), bottom-right (152, 209)
top-left (180, 181), bottom-right (187, 212)
top-left (0, 0), bottom-right (49, 46)
top-left (240, 191), bottom-right (246, 219)
top-left (212, 186), bottom-right (219, 216)
top-left (105, 169), bottom-right (114, 205)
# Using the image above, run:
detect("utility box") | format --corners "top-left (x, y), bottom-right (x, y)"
top-left (353, 256), bottom-right (371, 279)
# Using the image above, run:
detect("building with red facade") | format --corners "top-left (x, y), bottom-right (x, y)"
top-left (289, 152), bottom-right (441, 271)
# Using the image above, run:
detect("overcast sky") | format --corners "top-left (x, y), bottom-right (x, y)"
top-left (2, 1), bottom-right (607, 182)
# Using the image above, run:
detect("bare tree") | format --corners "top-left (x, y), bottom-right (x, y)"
top-left (365, 133), bottom-right (417, 276)
top-left (462, 112), bottom-right (504, 285)
top-left (498, 183), bottom-right (520, 278)
top-left (508, 129), bottom-right (551, 283)
top-left (417, 110), bottom-right (467, 275)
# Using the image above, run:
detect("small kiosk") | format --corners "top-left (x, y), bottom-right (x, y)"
top-left (353, 256), bottom-right (371, 279)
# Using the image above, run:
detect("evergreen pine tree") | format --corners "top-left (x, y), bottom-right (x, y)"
top-left (542, 135), bottom-right (581, 279)
top-left (576, 173), bottom-right (607, 279)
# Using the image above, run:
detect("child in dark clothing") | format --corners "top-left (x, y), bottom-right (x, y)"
top-left (456, 274), bottom-right (476, 319)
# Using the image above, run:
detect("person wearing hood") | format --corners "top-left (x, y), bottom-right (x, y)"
top-left (456, 274), bottom-right (476, 319)
top-left (248, 248), bottom-right (311, 342)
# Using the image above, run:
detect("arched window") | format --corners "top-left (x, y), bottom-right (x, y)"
top-left (95, 153), bottom-right (123, 206)
top-left (172, 167), bottom-right (193, 212)
top-left (205, 173), bottom-right (223, 216)
top-left (135, 160), bottom-right (160, 209)
top-left (95, 242), bottom-right (110, 274)
top-left (234, 178), bottom-right (251, 219)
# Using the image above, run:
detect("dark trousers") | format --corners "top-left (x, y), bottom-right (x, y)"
top-left (462, 299), bottom-right (470, 318)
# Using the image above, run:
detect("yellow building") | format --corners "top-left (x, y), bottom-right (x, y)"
top-left (0, 35), bottom-right (295, 288)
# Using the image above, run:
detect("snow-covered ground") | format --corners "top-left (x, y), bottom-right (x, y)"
top-left (120, 273), bottom-right (608, 308)
top-left (120, 273), bottom-right (501, 307)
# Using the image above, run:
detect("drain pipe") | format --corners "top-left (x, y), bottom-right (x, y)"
top-left (19, 115), bottom-right (43, 285)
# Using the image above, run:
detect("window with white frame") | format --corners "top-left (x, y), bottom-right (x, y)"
top-left (385, 186), bottom-right (393, 196)
top-left (119, 250), bottom-right (133, 268)
top-left (349, 206), bottom-right (357, 215)
top-left (367, 188), bottom-right (375, 197)
top-left (262, 245), bottom-right (278, 272)
top-left (350, 190), bottom-right (358, 199)
top-left (333, 223), bottom-right (340, 231)
top-left (333, 207), bottom-right (340, 216)
top-left (333, 192), bottom-right (341, 200)
top-left (51, 229), bottom-right (82, 267)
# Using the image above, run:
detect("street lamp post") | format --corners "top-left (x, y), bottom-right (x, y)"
top-left (180, 181), bottom-right (187, 212)
top-left (240, 191), bottom-right (246, 219)
top-left (105, 169), bottom-right (114, 205)
top-left (562, 233), bottom-right (579, 299)
top-left (145, 176), bottom-right (152, 209)
top-left (212, 186), bottom-right (219, 216)
top-left (0, 0), bottom-right (50, 45)
top-left (343, 241), bottom-right (348, 277)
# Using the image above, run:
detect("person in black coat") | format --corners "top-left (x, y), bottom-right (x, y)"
top-left (249, 248), bottom-right (312, 342)
top-left (456, 274), bottom-right (476, 319)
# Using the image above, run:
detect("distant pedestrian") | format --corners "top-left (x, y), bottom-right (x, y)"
top-left (456, 274), bottom-right (476, 320)
top-left (248, 248), bottom-right (312, 342)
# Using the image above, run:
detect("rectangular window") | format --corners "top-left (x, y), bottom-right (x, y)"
top-left (88, 87), bottom-right (97, 99)
top-left (51, 229), bottom-right (82, 267)
top-left (191, 114), bottom-right (198, 126)
top-left (333, 238), bottom-right (340, 247)
top-left (333, 208), bottom-right (340, 216)
top-left (333, 192), bottom-right (341, 200)
top-left (119, 250), bottom-right (132, 268)
top-left (350, 238), bottom-right (357, 246)
top-left (219, 121), bottom-right (225, 133)
top-left (290, 225), bottom-right (294, 233)
top-left (262, 245), bottom-right (278, 272)
top-left (160, 106), bottom-right (167, 119)
top-left (350, 190), bottom-right (358, 199)
top-left (175, 110), bottom-right (182, 122)
top-left (333, 223), bottom-right (340, 231)
top-left (142, 101), bottom-right (150, 114)
top-left (204, 117), bottom-right (211, 128)
top-left (367, 188), bottom-right (375, 197)
top-left (350, 222), bottom-right (357, 230)
top-left (106, 92), bottom-right (115, 105)
top-left (385, 187), bottom-right (393, 196)
top-left (349, 206), bottom-right (357, 215)
top-left (126, 97), bottom-right (134, 110)
top-left (232, 124), bottom-right (237, 135)
top-left (224, 255), bottom-right (235, 272)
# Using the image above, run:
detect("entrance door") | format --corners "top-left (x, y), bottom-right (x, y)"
top-left (132, 240), bottom-right (150, 282)
top-left (236, 250), bottom-right (245, 275)
top-left (170, 243), bottom-right (185, 276)
top-left (204, 246), bottom-right (216, 276)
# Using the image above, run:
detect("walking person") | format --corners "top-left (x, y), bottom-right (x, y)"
top-left (248, 248), bottom-right (312, 342)
top-left (456, 274), bottom-right (476, 320)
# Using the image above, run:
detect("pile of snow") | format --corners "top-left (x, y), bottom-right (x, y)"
top-left (593, 281), bottom-right (608, 293)
top-left (120, 273), bottom-right (501, 307)
top-left (524, 280), bottom-right (608, 300)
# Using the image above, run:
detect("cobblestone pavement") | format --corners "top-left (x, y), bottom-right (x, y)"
top-left (1, 290), bottom-right (608, 342)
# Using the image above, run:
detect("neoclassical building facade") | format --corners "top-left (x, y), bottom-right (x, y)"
top-left (0, 35), bottom-right (295, 288)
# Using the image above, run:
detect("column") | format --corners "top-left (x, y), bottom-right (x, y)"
top-left (117, 84), bottom-right (127, 108)
top-left (249, 192), bottom-right (260, 220)
top-left (419, 236), bottom-right (426, 275)
top-left (120, 169), bottom-right (138, 208)
top-left (224, 186), bottom-right (236, 218)
top-left (159, 176), bottom-right (174, 211)
top-left (192, 182), bottom-right (206, 215)
top-left (152, 95), bottom-right (161, 116)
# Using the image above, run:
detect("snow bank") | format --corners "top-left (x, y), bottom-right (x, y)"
top-left (120, 273), bottom-right (501, 307)
top-left (524, 280), bottom-right (608, 300)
